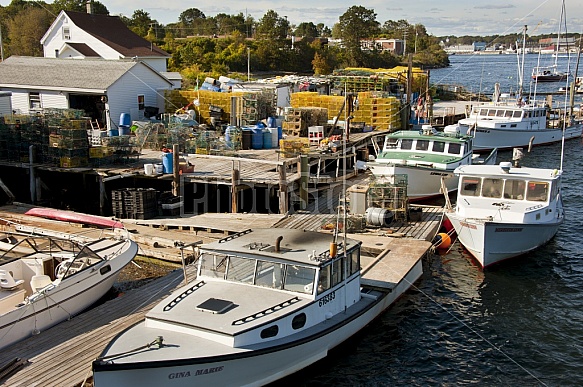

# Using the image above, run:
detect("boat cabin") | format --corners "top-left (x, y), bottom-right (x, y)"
top-left (459, 174), bottom-right (557, 202)
top-left (197, 230), bottom-right (361, 301)
top-left (380, 130), bottom-right (472, 161)
top-left (464, 104), bottom-right (549, 131)
top-left (144, 229), bottom-right (364, 348)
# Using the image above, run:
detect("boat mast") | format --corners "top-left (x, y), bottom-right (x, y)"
top-left (519, 25), bottom-right (527, 99)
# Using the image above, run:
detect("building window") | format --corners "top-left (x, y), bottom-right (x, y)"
top-left (29, 93), bottom-right (41, 110)
top-left (63, 27), bottom-right (71, 40)
top-left (138, 95), bottom-right (145, 110)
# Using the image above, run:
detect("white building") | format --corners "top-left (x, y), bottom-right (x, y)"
top-left (40, 8), bottom-right (171, 74)
top-left (0, 56), bottom-right (173, 130)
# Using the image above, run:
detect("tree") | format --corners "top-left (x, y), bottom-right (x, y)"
top-left (255, 10), bottom-right (289, 40)
top-left (336, 6), bottom-right (380, 66)
top-left (7, 7), bottom-right (52, 56)
top-left (294, 22), bottom-right (318, 38)
top-left (127, 9), bottom-right (155, 37)
top-left (51, 0), bottom-right (109, 14)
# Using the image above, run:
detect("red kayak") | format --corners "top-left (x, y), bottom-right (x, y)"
top-left (25, 208), bottom-right (124, 229)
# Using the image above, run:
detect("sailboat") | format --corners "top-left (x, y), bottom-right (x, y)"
top-left (531, 0), bottom-right (570, 82)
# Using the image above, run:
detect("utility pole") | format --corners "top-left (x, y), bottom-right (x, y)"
top-left (247, 47), bottom-right (250, 81)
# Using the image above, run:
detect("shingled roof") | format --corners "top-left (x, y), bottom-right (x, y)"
top-left (65, 11), bottom-right (169, 58)
top-left (0, 56), bottom-right (171, 91)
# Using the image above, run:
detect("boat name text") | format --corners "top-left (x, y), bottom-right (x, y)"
top-left (430, 172), bottom-right (450, 176)
top-left (168, 366), bottom-right (224, 379)
top-left (494, 227), bottom-right (523, 232)
top-left (319, 291), bottom-right (336, 307)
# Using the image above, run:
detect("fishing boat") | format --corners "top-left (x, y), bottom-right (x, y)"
top-left (444, 161), bottom-right (564, 267)
top-left (366, 126), bottom-right (497, 201)
top-left (0, 234), bottom-right (138, 349)
top-left (454, 97), bottom-right (582, 151)
top-left (92, 228), bottom-right (423, 386)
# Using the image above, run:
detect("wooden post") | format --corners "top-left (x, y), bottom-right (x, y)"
top-left (172, 144), bottom-right (180, 197)
top-left (231, 162), bottom-right (239, 213)
top-left (299, 155), bottom-right (308, 210)
top-left (278, 162), bottom-right (288, 214)
top-left (99, 175), bottom-right (106, 215)
top-left (29, 145), bottom-right (36, 204)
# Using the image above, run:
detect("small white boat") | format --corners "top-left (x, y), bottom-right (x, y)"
top-left (366, 126), bottom-right (497, 201)
top-left (445, 162), bottom-right (564, 267)
top-left (0, 234), bottom-right (138, 349)
top-left (92, 228), bottom-right (422, 386)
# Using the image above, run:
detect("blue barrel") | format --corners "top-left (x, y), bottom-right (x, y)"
top-left (251, 128), bottom-right (263, 149)
top-left (119, 125), bottom-right (130, 135)
top-left (262, 129), bottom-right (272, 149)
top-left (119, 113), bottom-right (131, 127)
top-left (162, 152), bottom-right (173, 173)
top-left (277, 126), bottom-right (282, 141)
top-left (107, 129), bottom-right (119, 136)
top-left (267, 117), bottom-right (277, 128)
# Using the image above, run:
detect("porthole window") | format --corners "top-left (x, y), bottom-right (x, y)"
top-left (292, 313), bottom-right (307, 330)
top-left (260, 325), bottom-right (279, 339)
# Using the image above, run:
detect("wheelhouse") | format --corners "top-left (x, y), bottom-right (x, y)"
top-left (459, 175), bottom-right (559, 203)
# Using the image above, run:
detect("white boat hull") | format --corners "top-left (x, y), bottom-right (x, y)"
top-left (367, 164), bottom-right (457, 201)
top-left (0, 239), bottom-right (137, 349)
top-left (446, 215), bottom-right (562, 267)
top-left (93, 260), bottom-right (423, 386)
top-left (468, 124), bottom-right (582, 151)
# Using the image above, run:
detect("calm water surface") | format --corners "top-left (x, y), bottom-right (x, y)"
top-left (276, 55), bottom-right (583, 386)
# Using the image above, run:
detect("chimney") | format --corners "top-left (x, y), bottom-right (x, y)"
top-left (86, 0), bottom-right (93, 14)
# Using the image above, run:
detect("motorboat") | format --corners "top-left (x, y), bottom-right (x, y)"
top-left (92, 228), bottom-right (422, 386)
top-left (366, 125), bottom-right (497, 201)
top-left (445, 162), bottom-right (564, 267)
top-left (455, 98), bottom-right (583, 151)
top-left (456, 21), bottom-right (582, 151)
top-left (531, 65), bottom-right (568, 82)
top-left (0, 234), bottom-right (138, 349)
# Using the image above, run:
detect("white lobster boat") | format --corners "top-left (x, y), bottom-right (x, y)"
top-left (0, 234), bottom-right (138, 349)
top-left (367, 127), bottom-right (497, 201)
top-left (455, 101), bottom-right (582, 151)
top-left (92, 228), bottom-right (422, 386)
top-left (445, 162), bottom-right (564, 267)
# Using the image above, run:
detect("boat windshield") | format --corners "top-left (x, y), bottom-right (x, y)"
top-left (526, 181), bottom-right (549, 202)
top-left (481, 178), bottom-right (503, 198)
top-left (460, 177), bottom-right (549, 202)
top-left (198, 253), bottom-right (316, 294)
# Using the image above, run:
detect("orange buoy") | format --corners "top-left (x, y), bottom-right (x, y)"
top-left (433, 232), bottom-right (452, 250)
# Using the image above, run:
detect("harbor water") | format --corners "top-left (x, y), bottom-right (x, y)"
top-left (274, 54), bottom-right (583, 386)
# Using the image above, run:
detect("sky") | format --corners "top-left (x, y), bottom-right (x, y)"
top-left (1, 0), bottom-right (581, 37)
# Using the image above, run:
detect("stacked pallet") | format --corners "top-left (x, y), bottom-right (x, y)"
top-left (111, 188), bottom-right (158, 220)
top-left (290, 92), bottom-right (401, 131)
top-left (282, 107), bottom-right (328, 137)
